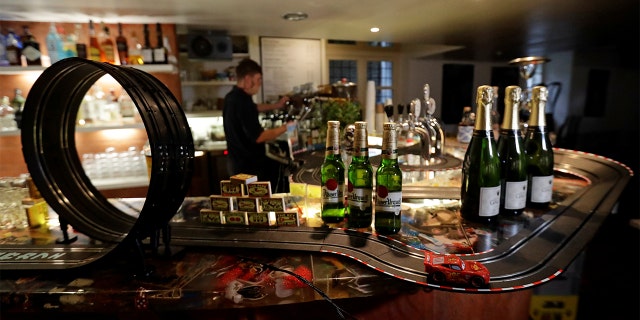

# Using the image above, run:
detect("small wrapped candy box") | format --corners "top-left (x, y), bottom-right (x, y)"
top-left (247, 181), bottom-right (272, 198)
top-left (247, 211), bottom-right (276, 227)
top-left (222, 211), bottom-right (248, 225)
top-left (210, 195), bottom-right (234, 211)
top-left (275, 209), bottom-right (301, 227)
top-left (260, 197), bottom-right (285, 212)
top-left (200, 209), bottom-right (222, 225)
top-left (237, 197), bottom-right (260, 212)
top-left (230, 173), bottom-right (258, 194)
top-left (220, 180), bottom-right (244, 197)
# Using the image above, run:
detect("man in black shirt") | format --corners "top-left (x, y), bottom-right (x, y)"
top-left (223, 58), bottom-right (290, 189)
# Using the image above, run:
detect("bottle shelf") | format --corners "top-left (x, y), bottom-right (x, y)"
top-left (0, 122), bottom-right (146, 136)
top-left (182, 80), bottom-right (235, 86)
top-left (0, 63), bottom-right (176, 75)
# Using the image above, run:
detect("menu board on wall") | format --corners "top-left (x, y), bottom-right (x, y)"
top-left (260, 37), bottom-right (322, 102)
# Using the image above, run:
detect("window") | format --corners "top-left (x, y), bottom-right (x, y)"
top-left (329, 60), bottom-right (357, 84)
top-left (367, 60), bottom-right (393, 104)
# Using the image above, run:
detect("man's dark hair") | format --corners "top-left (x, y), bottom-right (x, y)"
top-left (236, 58), bottom-right (262, 79)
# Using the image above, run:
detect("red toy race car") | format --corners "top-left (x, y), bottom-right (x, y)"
top-left (423, 251), bottom-right (490, 288)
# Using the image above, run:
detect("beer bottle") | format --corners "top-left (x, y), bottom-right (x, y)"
top-left (321, 120), bottom-right (346, 223)
top-left (460, 86), bottom-right (501, 224)
top-left (524, 86), bottom-right (554, 209)
top-left (375, 122), bottom-right (403, 234)
top-left (497, 86), bottom-right (527, 216)
top-left (347, 121), bottom-right (374, 229)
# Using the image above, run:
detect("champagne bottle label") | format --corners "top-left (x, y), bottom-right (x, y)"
top-left (347, 187), bottom-right (372, 210)
top-left (375, 190), bottom-right (402, 215)
top-left (504, 180), bottom-right (527, 210)
top-left (530, 175), bottom-right (553, 203)
top-left (478, 185), bottom-right (501, 217)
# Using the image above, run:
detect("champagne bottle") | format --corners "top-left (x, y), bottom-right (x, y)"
top-left (21, 25), bottom-right (42, 66)
top-left (141, 24), bottom-right (154, 64)
top-left (497, 86), bottom-right (527, 216)
top-left (347, 121), bottom-right (374, 229)
top-left (153, 23), bottom-right (167, 64)
top-left (375, 122), bottom-right (403, 234)
top-left (115, 23), bottom-right (129, 65)
top-left (321, 120), bottom-right (346, 223)
top-left (524, 86), bottom-right (554, 209)
top-left (460, 85), bottom-right (501, 224)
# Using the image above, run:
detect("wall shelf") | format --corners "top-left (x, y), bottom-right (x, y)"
top-left (0, 63), bottom-right (177, 75)
top-left (182, 80), bottom-right (235, 86)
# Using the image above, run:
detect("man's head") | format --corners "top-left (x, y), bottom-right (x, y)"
top-left (236, 58), bottom-right (263, 95)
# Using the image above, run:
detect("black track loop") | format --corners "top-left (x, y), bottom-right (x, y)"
top-left (20, 57), bottom-right (194, 243)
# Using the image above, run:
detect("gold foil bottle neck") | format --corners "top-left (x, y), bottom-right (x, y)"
top-left (529, 86), bottom-right (548, 127)
top-left (501, 86), bottom-right (522, 130)
top-left (381, 122), bottom-right (398, 159)
top-left (474, 85), bottom-right (494, 131)
top-left (326, 120), bottom-right (341, 155)
top-left (353, 121), bottom-right (368, 157)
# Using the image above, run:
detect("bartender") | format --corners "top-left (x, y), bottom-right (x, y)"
top-left (223, 58), bottom-right (291, 191)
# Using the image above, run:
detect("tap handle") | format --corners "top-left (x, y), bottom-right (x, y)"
top-left (423, 83), bottom-right (431, 102)
top-left (410, 98), bottom-right (421, 118)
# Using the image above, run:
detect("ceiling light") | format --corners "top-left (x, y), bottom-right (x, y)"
top-left (282, 12), bottom-right (308, 21)
top-left (370, 27), bottom-right (380, 33)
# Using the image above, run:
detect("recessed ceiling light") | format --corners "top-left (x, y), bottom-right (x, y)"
top-left (283, 12), bottom-right (308, 21)
top-left (370, 27), bottom-right (380, 33)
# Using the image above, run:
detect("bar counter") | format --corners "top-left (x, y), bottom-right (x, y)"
top-left (0, 139), bottom-right (632, 319)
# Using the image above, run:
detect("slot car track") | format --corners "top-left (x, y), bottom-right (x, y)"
top-left (2, 59), bottom-right (633, 293)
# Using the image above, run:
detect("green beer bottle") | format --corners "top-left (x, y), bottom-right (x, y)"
top-left (497, 86), bottom-right (528, 216)
top-left (321, 120), bottom-right (346, 223)
top-left (460, 85), bottom-right (502, 224)
top-left (375, 122), bottom-right (403, 235)
top-left (347, 121), bottom-right (374, 229)
top-left (524, 86), bottom-right (554, 209)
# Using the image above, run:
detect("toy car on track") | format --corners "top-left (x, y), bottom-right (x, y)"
top-left (423, 251), bottom-right (490, 288)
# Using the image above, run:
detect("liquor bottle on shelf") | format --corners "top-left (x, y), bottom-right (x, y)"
top-left (460, 85), bottom-right (501, 225)
top-left (127, 31), bottom-right (144, 65)
top-left (5, 29), bottom-right (22, 66)
top-left (347, 121), bottom-right (374, 229)
top-left (497, 85), bottom-right (527, 216)
top-left (153, 23), bottom-right (167, 64)
top-left (100, 23), bottom-right (116, 64)
top-left (87, 20), bottom-right (104, 62)
top-left (46, 22), bottom-right (64, 64)
top-left (321, 120), bottom-right (346, 224)
top-left (375, 122), bottom-right (403, 235)
top-left (141, 24), bottom-right (154, 64)
top-left (11, 88), bottom-right (26, 129)
top-left (115, 23), bottom-right (128, 65)
top-left (21, 25), bottom-right (41, 66)
top-left (524, 86), bottom-right (554, 209)
top-left (457, 105), bottom-right (475, 143)
top-left (60, 25), bottom-right (78, 59)
top-left (74, 24), bottom-right (87, 59)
